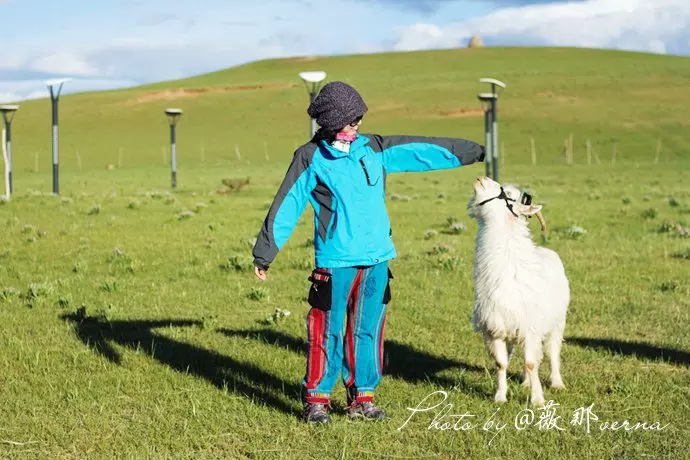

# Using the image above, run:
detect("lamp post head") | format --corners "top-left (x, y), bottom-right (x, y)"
top-left (299, 71), bottom-right (327, 84)
top-left (45, 78), bottom-right (72, 99)
top-left (479, 77), bottom-right (506, 97)
top-left (299, 71), bottom-right (327, 99)
top-left (0, 104), bottom-right (19, 125)
top-left (477, 92), bottom-right (497, 111)
top-left (165, 108), bottom-right (183, 126)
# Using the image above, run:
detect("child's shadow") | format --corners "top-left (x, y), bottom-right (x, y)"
top-left (219, 327), bottom-right (498, 398)
top-left (60, 312), bottom-right (302, 417)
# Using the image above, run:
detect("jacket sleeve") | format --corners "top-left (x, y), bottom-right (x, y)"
top-left (252, 147), bottom-right (317, 270)
top-left (369, 134), bottom-right (485, 174)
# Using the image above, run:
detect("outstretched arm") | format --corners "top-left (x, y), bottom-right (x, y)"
top-left (252, 146), bottom-right (317, 273)
top-left (368, 134), bottom-right (485, 173)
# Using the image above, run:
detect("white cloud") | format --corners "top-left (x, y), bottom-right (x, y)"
top-left (29, 51), bottom-right (100, 77)
top-left (392, 0), bottom-right (690, 55)
top-left (0, 78), bottom-right (139, 103)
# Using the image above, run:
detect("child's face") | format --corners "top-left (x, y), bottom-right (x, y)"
top-left (340, 117), bottom-right (362, 135)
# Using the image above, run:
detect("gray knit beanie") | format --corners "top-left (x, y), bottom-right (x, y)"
top-left (307, 81), bottom-right (368, 132)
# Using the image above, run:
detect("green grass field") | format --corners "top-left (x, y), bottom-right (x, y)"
top-left (0, 47), bottom-right (689, 459)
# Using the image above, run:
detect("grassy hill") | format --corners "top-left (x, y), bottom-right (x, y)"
top-left (7, 46), bottom-right (690, 181)
top-left (0, 47), bottom-right (688, 458)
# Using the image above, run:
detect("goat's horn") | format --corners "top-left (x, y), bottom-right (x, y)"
top-left (535, 211), bottom-right (547, 232)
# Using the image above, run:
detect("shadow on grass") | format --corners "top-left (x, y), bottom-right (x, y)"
top-left (60, 313), bottom-right (302, 417)
top-left (567, 336), bottom-right (690, 367)
top-left (219, 327), bottom-right (498, 397)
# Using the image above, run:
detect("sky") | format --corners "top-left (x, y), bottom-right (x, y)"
top-left (1, 0), bottom-right (689, 103)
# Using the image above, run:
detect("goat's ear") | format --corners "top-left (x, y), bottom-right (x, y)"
top-left (522, 204), bottom-right (542, 216)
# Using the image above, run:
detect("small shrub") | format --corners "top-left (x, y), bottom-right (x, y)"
top-left (61, 197), bottom-right (73, 204)
top-left (565, 225), bottom-right (587, 240)
top-left (87, 204), bottom-right (101, 215)
top-left (194, 202), bottom-right (207, 212)
top-left (428, 244), bottom-right (452, 255)
top-left (96, 303), bottom-right (119, 322)
top-left (424, 230), bottom-right (438, 240)
top-left (178, 210), bottom-right (195, 221)
top-left (446, 216), bottom-right (459, 226)
top-left (37, 230), bottom-right (48, 239)
top-left (641, 195), bottom-right (651, 202)
top-left (100, 279), bottom-right (118, 293)
top-left (208, 223), bottom-right (219, 231)
top-left (200, 315), bottom-right (219, 331)
top-left (659, 280), bottom-right (678, 292)
top-left (668, 196), bottom-right (680, 207)
top-left (27, 282), bottom-right (54, 299)
top-left (658, 220), bottom-right (678, 233)
top-left (248, 286), bottom-right (268, 301)
top-left (436, 254), bottom-right (462, 271)
top-left (444, 222), bottom-right (467, 235)
top-left (72, 261), bottom-right (88, 274)
top-left (641, 208), bottom-right (658, 220)
top-left (671, 248), bottom-right (690, 260)
top-left (127, 200), bottom-right (140, 210)
top-left (21, 224), bottom-right (35, 234)
top-left (57, 294), bottom-right (73, 308)
top-left (0, 287), bottom-right (21, 300)
top-left (222, 254), bottom-right (253, 272)
top-left (259, 308), bottom-right (291, 325)
top-left (219, 178), bottom-right (251, 194)
top-left (621, 196), bottom-right (632, 205)
top-left (164, 195), bottom-right (176, 205)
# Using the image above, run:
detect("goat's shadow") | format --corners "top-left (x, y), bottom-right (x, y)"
top-left (218, 327), bottom-right (503, 397)
top-left (60, 313), bottom-right (302, 417)
top-left (567, 336), bottom-right (690, 368)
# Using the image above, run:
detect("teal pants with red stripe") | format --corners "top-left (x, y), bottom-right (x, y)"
top-left (303, 261), bottom-right (389, 405)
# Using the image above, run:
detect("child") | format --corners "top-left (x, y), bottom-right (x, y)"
top-left (252, 81), bottom-right (485, 423)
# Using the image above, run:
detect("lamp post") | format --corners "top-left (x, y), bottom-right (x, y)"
top-left (165, 108), bottom-right (183, 189)
top-left (478, 78), bottom-right (506, 181)
top-left (0, 105), bottom-right (19, 195)
top-left (477, 93), bottom-right (496, 179)
top-left (45, 78), bottom-right (71, 195)
top-left (298, 71), bottom-right (327, 138)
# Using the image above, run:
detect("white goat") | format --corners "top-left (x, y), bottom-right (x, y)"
top-left (468, 176), bottom-right (569, 406)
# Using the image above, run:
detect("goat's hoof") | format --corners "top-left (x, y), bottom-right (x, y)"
top-left (530, 396), bottom-right (545, 408)
top-left (550, 380), bottom-right (566, 390)
top-left (494, 393), bottom-right (508, 403)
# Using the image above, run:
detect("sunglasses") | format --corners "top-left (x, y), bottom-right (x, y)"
top-left (348, 116), bottom-right (363, 127)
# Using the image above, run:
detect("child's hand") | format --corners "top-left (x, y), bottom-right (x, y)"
top-left (254, 265), bottom-right (267, 281)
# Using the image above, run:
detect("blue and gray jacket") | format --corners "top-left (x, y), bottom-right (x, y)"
top-left (252, 133), bottom-right (485, 270)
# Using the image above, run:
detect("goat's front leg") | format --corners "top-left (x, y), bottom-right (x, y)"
top-left (524, 334), bottom-right (545, 407)
top-left (485, 335), bottom-right (509, 403)
top-left (548, 321), bottom-right (566, 389)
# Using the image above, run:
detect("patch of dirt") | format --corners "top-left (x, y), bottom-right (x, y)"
top-left (436, 108), bottom-right (485, 118)
top-left (125, 83), bottom-right (297, 106)
top-left (536, 92), bottom-right (581, 105)
top-left (288, 56), bottom-right (321, 62)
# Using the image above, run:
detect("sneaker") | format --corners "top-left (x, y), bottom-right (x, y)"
top-left (346, 401), bottom-right (386, 421)
top-left (302, 402), bottom-right (332, 424)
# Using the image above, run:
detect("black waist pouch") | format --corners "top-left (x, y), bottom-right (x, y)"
top-left (308, 268), bottom-right (332, 311)
top-left (383, 268), bottom-right (393, 304)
